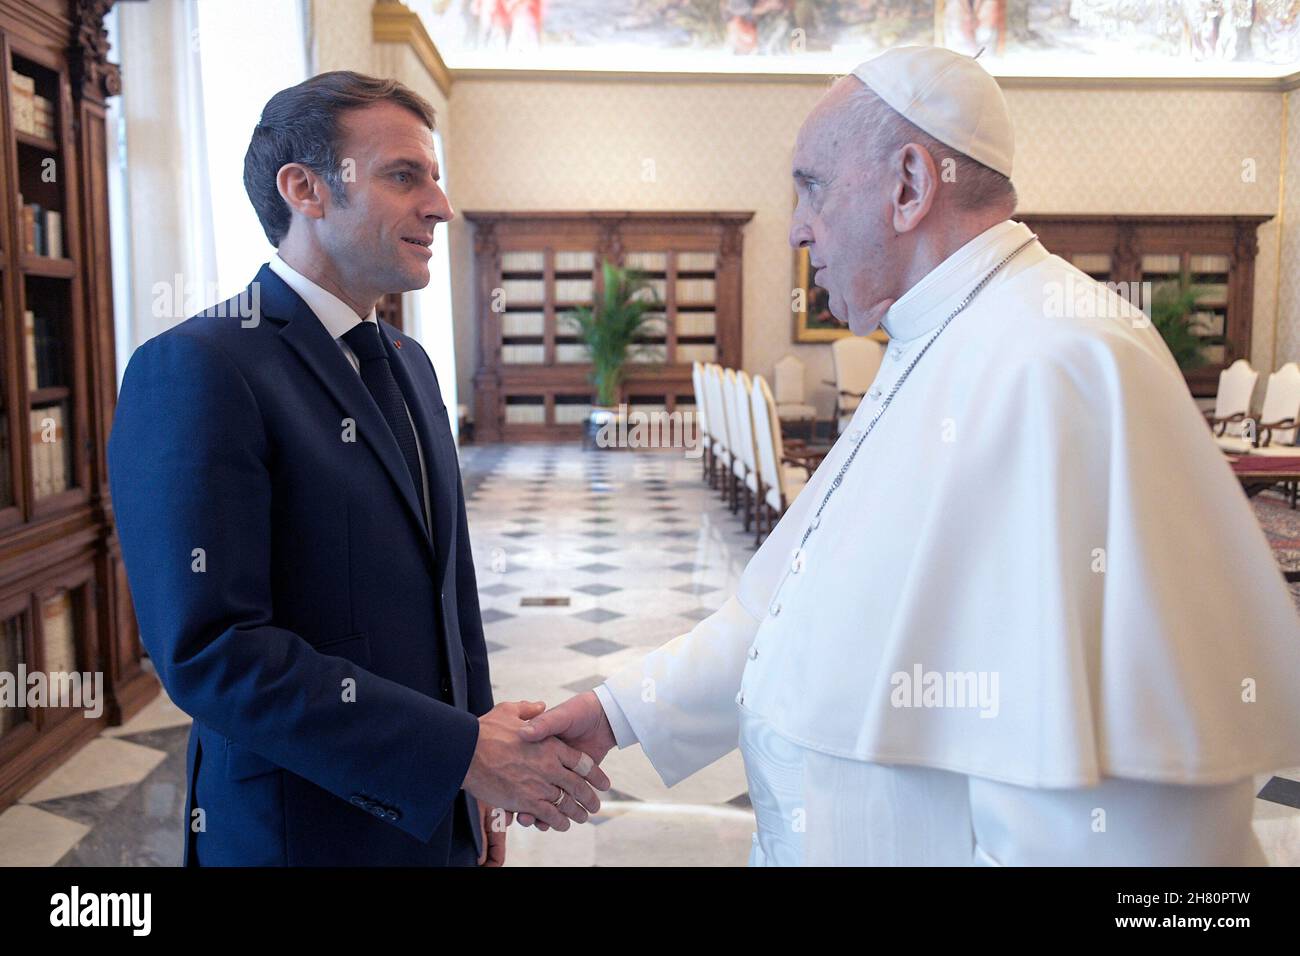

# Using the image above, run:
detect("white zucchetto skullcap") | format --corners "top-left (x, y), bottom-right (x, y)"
top-left (851, 45), bottom-right (1015, 179)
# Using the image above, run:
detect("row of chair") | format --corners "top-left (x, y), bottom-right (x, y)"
top-left (1207, 359), bottom-right (1300, 455)
top-left (771, 337), bottom-right (887, 439)
top-left (691, 362), bottom-right (818, 546)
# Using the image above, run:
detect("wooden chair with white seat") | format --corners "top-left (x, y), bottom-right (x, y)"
top-left (731, 369), bottom-right (762, 533)
top-left (706, 364), bottom-right (732, 498)
top-left (751, 374), bottom-right (812, 547)
top-left (691, 362), bottom-right (713, 484)
top-left (1220, 362), bottom-right (1300, 509)
top-left (773, 355), bottom-right (818, 442)
top-left (721, 368), bottom-right (749, 514)
top-left (827, 336), bottom-right (885, 437)
top-left (1205, 358), bottom-right (1260, 439)
top-left (1216, 363), bottom-right (1300, 455)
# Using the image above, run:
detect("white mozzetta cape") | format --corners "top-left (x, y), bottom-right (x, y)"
top-left (603, 220), bottom-right (1300, 790)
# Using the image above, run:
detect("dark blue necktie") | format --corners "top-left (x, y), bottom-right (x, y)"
top-left (341, 321), bottom-right (429, 534)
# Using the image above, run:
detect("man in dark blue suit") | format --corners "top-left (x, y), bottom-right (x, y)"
top-left (108, 72), bottom-right (608, 866)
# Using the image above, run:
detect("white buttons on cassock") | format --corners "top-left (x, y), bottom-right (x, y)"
top-left (890, 347), bottom-right (904, 359)
top-left (748, 646), bottom-right (759, 660)
top-left (735, 692), bottom-right (744, 705)
top-left (868, 386), bottom-right (882, 400)
top-left (848, 429), bottom-right (862, 442)
top-left (769, 601), bottom-right (782, 617)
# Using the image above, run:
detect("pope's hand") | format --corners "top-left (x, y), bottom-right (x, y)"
top-left (515, 692), bottom-right (616, 830)
top-left (461, 700), bottom-right (610, 831)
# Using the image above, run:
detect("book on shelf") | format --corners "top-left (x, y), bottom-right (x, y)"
top-left (553, 251), bottom-right (593, 271)
top-left (677, 311), bottom-right (716, 336)
top-left (500, 344), bottom-right (544, 364)
top-left (27, 311), bottom-right (64, 389)
top-left (676, 251), bottom-right (717, 271)
top-left (501, 279), bottom-right (544, 303)
top-left (10, 71), bottom-right (54, 139)
top-left (33, 96), bottom-right (54, 139)
top-left (17, 202), bottom-right (62, 258)
top-left (10, 70), bottom-right (33, 132)
top-left (24, 310), bottom-right (37, 386)
top-left (40, 590), bottom-right (76, 675)
top-left (500, 251), bottom-right (544, 272)
top-left (676, 277), bottom-right (716, 303)
top-left (28, 404), bottom-right (68, 499)
top-left (20, 203), bottom-right (36, 254)
top-left (554, 278), bottom-right (593, 302)
top-left (44, 210), bottom-right (62, 259)
top-left (624, 251), bottom-right (666, 271)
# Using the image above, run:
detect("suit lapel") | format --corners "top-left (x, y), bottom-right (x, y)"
top-left (379, 321), bottom-right (468, 709)
top-left (379, 320), bottom-right (456, 587)
top-left (255, 265), bottom-right (435, 569)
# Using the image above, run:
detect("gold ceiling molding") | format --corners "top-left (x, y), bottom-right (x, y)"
top-left (371, 0), bottom-right (452, 98)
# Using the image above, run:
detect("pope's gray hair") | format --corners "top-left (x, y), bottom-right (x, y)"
top-left (844, 81), bottom-right (1017, 214)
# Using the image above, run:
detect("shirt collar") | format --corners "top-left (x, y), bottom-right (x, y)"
top-left (268, 252), bottom-right (377, 340)
top-left (881, 220), bottom-right (1032, 343)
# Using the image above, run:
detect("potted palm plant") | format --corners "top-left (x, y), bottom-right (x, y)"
top-left (563, 260), bottom-right (661, 447)
top-left (1150, 273), bottom-right (1208, 372)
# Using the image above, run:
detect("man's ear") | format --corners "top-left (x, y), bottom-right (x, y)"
top-left (890, 143), bottom-right (938, 234)
top-left (276, 162), bottom-right (329, 223)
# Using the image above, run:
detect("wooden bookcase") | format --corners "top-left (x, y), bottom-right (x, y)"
top-left (0, 0), bottom-right (155, 811)
top-left (467, 210), bottom-right (753, 441)
top-left (1021, 214), bottom-right (1272, 397)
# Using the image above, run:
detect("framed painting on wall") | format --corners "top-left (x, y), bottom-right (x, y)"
top-left (793, 246), bottom-right (888, 344)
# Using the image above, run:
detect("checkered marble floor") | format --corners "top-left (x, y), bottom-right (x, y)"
top-left (461, 442), bottom-right (758, 865)
top-left (1, 440), bottom-right (1297, 866)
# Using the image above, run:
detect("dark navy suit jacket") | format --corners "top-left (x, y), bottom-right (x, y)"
top-left (108, 264), bottom-right (493, 866)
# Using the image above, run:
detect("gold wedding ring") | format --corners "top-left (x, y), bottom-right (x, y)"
top-left (551, 788), bottom-right (565, 807)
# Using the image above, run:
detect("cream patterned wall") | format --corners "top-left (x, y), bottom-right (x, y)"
top-left (310, 0), bottom-right (377, 76)
top-left (1278, 91), bottom-right (1300, 375)
top-left (446, 78), bottom-right (1291, 417)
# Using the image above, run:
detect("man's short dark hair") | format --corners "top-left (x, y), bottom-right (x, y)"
top-left (243, 71), bottom-right (437, 246)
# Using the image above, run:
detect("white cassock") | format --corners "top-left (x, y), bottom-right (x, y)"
top-left (594, 219), bottom-right (1300, 866)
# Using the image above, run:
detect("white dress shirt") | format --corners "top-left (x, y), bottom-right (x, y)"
top-left (268, 254), bottom-right (433, 534)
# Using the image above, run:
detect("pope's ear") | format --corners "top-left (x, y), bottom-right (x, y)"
top-left (276, 162), bottom-right (328, 222)
top-left (890, 142), bottom-right (939, 234)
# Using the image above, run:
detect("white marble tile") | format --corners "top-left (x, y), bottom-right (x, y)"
top-left (1252, 809), bottom-right (1300, 867)
top-left (19, 738), bottom-right (168, 804)
top-left (0, 804), bottom-right (90, 867)
top-left (591, 804), bottom-right (753, 867)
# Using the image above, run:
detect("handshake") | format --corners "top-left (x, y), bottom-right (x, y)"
top-left (460, 691), bottom-right (616, 864)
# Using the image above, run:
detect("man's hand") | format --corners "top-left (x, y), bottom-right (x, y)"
top-left (515, 692), bottom-right (617, 830)
top-left (478, 801), bottom-right (511, 866)
top-left (461, 700), bottom-right (611, 832)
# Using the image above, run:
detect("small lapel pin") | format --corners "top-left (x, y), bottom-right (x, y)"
top-left (394, 339), bottom-right (403, 349)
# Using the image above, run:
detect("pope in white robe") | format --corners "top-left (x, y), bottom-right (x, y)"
top-left (518, 46), bottom-right (1300, 865)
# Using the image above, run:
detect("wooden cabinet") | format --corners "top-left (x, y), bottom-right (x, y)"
top-left (466, 210), bottom-right (752, 441)
top-left (0, 0), bottom-right (156, 810)
top-left (1021, 214), bottom-right (1271, 397)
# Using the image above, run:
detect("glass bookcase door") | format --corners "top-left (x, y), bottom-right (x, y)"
top-left (1141, 251), bottom-right (1231, 368)
top-left (32, 577), bottom-right (90, 730)
top-left (10, 49), bottom-right (81, 513)
top-left (0, 608), bottom-right (30, 742)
